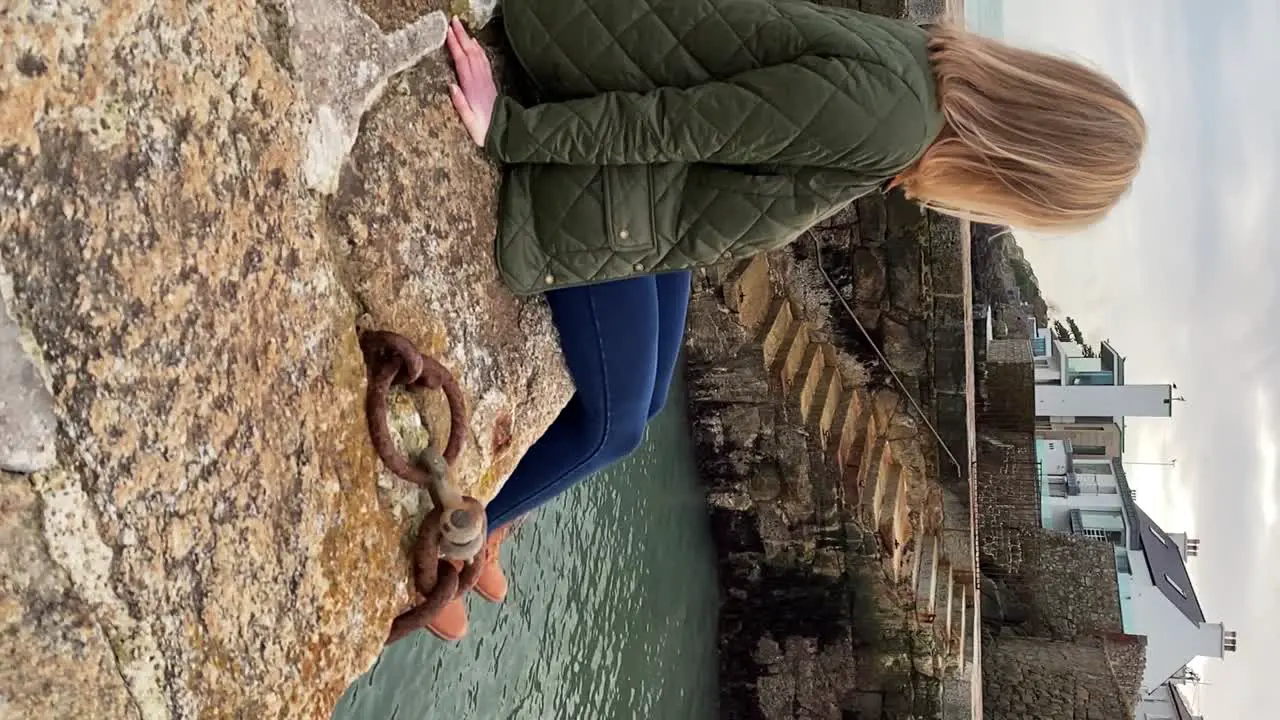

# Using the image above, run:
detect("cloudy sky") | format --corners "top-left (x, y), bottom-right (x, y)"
top-left (994, 0), bottom-right (1279, 715)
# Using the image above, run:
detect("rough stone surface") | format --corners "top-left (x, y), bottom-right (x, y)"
top-left (0, 1), bottom-right (571, 717)
top-left (983, 633), bottom-right (1146, 720)
top-left (292, 2), bottom-right (448, 194)
top-left (0, 273), bottom-right (57, 472)
top-left (0, 473), bottom-right (140, 720)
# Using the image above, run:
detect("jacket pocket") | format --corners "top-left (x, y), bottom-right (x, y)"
top-left (602, 166), bottom-right (657, 252)
top-left (689, 164), bottom-right (797, 197)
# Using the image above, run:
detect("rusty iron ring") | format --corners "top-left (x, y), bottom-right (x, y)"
top-left (384, 507), bottom-right (486, 646)
top-left (359, 329), bottom-right (488, 646)
top-left (360, 330), bottom-right (468, 479)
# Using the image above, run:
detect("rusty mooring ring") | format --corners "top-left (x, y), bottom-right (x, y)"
top-left (360, 329), bottom-right (467, 479)
top-left (358, 329), bottom-right (488, 646)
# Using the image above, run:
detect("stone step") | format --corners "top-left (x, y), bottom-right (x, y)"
top-left (944, 567), bottom-right (975, 678)
top-left (852, 417), bottom-right (887, 504)
top-left (855, 392), bottom-right (885, 471)
top-left (724, 255), bottom-right (772, 332)
top-left (890, 537), bottom-right (910, 585)
top-left (891, 467), bottom-right (913, 546)
top-left (915, 534), bottom-right (940, 618)
top-left (815, 350), bottom-right (844, 450)
top-left (953, 580), bottom-right (970, 669)
top-left (831, 387), bottom-right (869, 472)
top-left (862, 441), bottom-right (896, 525)
top-left (932, 560), bottom-right (952, 631)
top-left (943, 568), bottom-right (955, 649)
top-left (776, 319), bottom-right (812, 393)
top-left (760, 296), bottom-right (794, 366)
top-left (909, 516), bottom-right (924, 593)
top-left (796, 343), bottom-right (829, 424)
top-left (875, 463), bottom-right (902, 537)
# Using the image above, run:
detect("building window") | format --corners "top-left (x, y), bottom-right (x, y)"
top-left (1164, 574), bottom-right (1189, 598)
top-left (1074, 461), bottom-right (1114, 475)
top-left (1073, 444), bottom-right (1107, 457)
top-left (1079, 528), bottom-right (1124, 545)
top-left (1114, 552), bottom-right (1132, 574)
top-left (1048, 479), bottom-right (1068, 498)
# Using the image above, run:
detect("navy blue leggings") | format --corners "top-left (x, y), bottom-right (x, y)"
top-left (484, 271), bottom-right (693, 530)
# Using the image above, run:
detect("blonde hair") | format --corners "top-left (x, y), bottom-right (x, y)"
top-left (896, 25), bottom-right (1148, 232)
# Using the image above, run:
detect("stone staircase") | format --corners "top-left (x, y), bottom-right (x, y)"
top-left (722, 255), bottom-right (980, 717)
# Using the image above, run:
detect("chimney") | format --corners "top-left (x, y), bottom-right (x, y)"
top-left (1223, 630), bottom-right (1238, 653)
top-left (1186, 538), bottom-right (1200, 557)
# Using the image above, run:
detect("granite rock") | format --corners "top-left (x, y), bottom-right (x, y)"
top-left (0, 0), bottom-right (571, 717)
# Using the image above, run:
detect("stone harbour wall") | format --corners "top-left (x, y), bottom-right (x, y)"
top-left (687, 263), bottom-right (965, 720)
top-left (982, 528), bottom-right (1125, 639)
top-left (983, 633), bottom-right (1146, 720)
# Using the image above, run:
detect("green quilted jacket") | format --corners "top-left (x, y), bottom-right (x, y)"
top-left (488, 0), bottom-right (945, 295)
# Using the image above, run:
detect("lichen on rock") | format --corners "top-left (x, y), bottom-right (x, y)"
top-left (0, 0), bottom-right (571, 717)
top-left (290, 0), bottom-right (449, 194)
top-left (0, 272), bottom-right (57, 473)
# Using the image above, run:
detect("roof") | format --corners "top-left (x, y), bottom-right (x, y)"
top-left (1134, 506), bottom-right (1207, 624)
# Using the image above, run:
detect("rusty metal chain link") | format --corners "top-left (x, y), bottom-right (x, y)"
top-left (359, 330), bottom-right (488, 646)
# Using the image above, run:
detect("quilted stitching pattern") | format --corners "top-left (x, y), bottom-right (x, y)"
top-left (492, 0), bottom-right (944, 295)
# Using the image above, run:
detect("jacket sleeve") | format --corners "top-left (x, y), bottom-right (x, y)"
top-left (484, 55), bottom-right (930, 171)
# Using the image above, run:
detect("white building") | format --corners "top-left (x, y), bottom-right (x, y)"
top-left (1035, 440), bottom-right (1235, 695)
top-left (1032, 327), bottom-right (1175, 420)
top-left (1137, 681), bottom-right (1201, 720)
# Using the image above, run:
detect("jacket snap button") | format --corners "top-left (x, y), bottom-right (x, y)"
top-left (633, 263), bottom-right (644, 271)
top-left (618, 229), bottom-right (630, 240)
top-left (544, 274), bottom-right (555, 284)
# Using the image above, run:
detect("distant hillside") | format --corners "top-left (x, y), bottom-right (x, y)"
top-left (970, 222), bottom-right (1050, 324)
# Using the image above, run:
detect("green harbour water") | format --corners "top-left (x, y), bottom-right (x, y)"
top-left (331, 371), bottom-right (720, 719)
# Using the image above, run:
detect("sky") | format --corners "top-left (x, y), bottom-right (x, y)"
top-left (991, 0), bottom-right (1280, 715)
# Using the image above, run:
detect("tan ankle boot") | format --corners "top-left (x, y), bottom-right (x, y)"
top-left (474, 525), bottom-right (513, 603)
top-left (425, 595), bottom-right (468, 642)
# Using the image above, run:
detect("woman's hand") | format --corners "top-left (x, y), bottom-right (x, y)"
top-left (446, 17), bottom-right (497, 147)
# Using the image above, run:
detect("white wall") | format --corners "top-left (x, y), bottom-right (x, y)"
top-left (1039, 448), bottom-right (1124, 529)
top-left (1036, 384), bottom-right (1174, 418)
top-left (1041, 492), bottom-right (1124, 533)
top-left (1040, 439), bottom-right (1068, 474)
top-left (1034, 365), bottom-right (1061, 383)
top-left (1125, 550), bottom-right (1225, 693)
top-left (1167, 531), bottom-right (1191, 560)
top-left (1136, 683), bottom-right (1200, 720)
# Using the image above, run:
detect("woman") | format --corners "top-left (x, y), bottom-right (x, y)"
top-left (429, 1), bottom-right (1146, 641)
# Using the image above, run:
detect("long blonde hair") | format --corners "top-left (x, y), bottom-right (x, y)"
top-left (896, 25), bottom-right (1147, 232)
